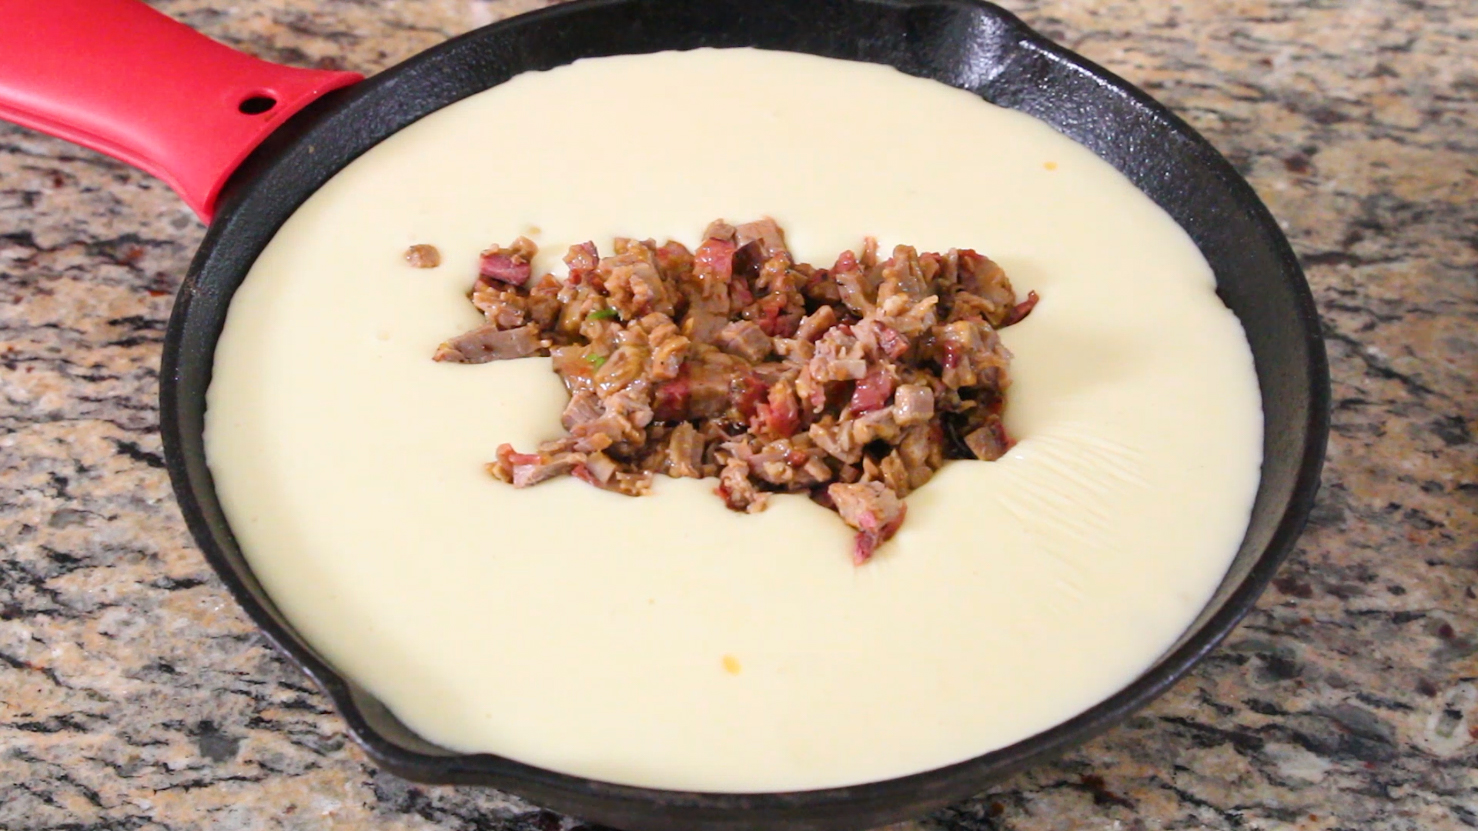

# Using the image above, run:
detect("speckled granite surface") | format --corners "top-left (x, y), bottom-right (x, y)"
top-left (1, 0), bottom-right (1474, 828)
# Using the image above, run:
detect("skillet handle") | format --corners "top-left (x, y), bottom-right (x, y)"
top-left (0, 0), bottom-right (362, 223)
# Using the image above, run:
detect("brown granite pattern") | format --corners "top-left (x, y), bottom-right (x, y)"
top-left (1, 1), bottom-right (1474, 829)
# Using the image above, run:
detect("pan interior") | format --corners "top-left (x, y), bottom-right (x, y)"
top-left (200, 48), bottom-right (1260, 792)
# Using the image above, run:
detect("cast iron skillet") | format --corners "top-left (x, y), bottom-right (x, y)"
top-left (0, 0), bottom-right (1330, 829)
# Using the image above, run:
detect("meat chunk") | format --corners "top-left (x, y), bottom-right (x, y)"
top-left (733, 217), bottom-right (790, 261)
top-left (964, 419), bottom-right (1011, 461)
top-left (666, 422), bottom-right (705, 478)
top-left (808, 326), bottom-right (869, 383)
top-left (893, 384), bottom-right (935, 426)
top-left (682, 309), bottom-right (728, 345)
top-left (754, 379), bottom-right (800, 439)
top-left (601, 241), bottom-right (675, 319)
top-left (480, 254), bottom-right (530, 286)
top-left (478, 237), bottom-right (537, 287)
top-left (850, 408), bottom-right (901, 446)
top-left (571, 389), bottom-right (652, 453)
top-left (877, 245), bottom-right (929, 301)
top-left (833, 261), bottom-right (874, 314)
top-left (526, 273), bottom-right (564, 330)
top-left (796, 305), bottom-right (837, 342)
top-left (686, 364), bottom-right (736, 418)
top-left (404, 244), bottom-right (441, 268)
top-left (592, 345), bottom-right (647, 397)
top-left (561, 391), bottom-right (602, 431)
top-left (472, 283), bottom-right (528, 329)
top-left (897, 424), bottom-right (942, 490)
top-left (655, 241), bottom-right (694, 282)
top-left (489, 444), bottom-right (581, 488)
top-left (1002, 290), bottom-right (1040, 327)
top-left (717, 459), bottom-right (769, 513)
top-left (715, 320), bottom-right (773, 363)
top-left (955, 249), bottom-right (1015, 313)
top-left (647, 319), bottom-right (690, 381)
top-left (848, 367), bottom-right (895, 416)
top-left (564, 241), bottom-right (600, 282)
top-left (694, 236), bottom-right (737, 282)
top-left (809, 416), bottom-right (863, 464)
top-left (935, 319), bottom-right (1010, 390)
top-left (828, 481), bottom-right (907, 564)
top-left (876, 451), bottom-right (911, 496)
top-left (433, 324), bottom-right (544, 363)
top-left (702, 220), bottom-right (737, 242)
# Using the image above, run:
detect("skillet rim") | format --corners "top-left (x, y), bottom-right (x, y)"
top-left (160, 0), bottom-right (1331, 824)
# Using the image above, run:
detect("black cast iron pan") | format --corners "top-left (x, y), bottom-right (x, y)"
top-left (0, 1), bottom-right (1330, 829)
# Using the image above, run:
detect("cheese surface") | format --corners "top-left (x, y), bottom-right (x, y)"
top-left (205, 48), bottom-right (1263, 792)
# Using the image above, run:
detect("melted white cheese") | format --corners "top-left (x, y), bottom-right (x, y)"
top-left (206, 48), bottom-right (1262, 792)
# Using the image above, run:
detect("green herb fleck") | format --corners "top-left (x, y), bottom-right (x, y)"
top-left (585, 353), bottom-right (608, 369)
top-left (587, 307), bottom-right (618, 321)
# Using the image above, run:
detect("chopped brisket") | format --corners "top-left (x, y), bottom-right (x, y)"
top-left (433, 324), bottom-right (544, 364)
top-left (436, 218), bottom-right (1036, 562)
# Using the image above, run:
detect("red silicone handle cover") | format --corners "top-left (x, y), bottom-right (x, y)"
top-left (0, 0), bottom-right (362, 222)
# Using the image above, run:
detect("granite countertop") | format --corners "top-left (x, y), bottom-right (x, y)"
top-left (2, 0), bottom-right (1474, 828)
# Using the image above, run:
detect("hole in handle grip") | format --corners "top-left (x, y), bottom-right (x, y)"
top-left (238, 95), bottom-right (277, 115)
